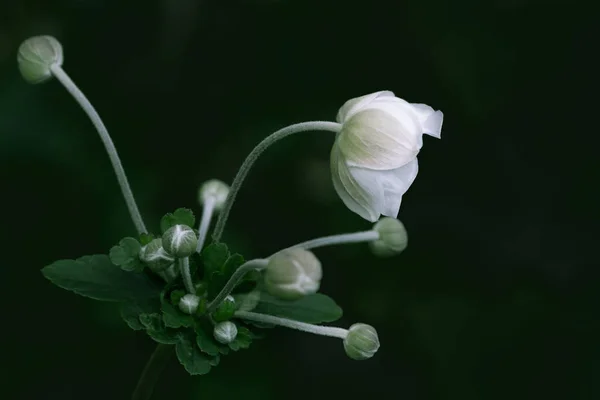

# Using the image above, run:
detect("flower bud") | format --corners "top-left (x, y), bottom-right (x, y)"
top-left (264, 248), bottom-right (322, 301)
top-left (17, 36), bottom-right (63, 84)
top-left (369, 217), bottom-right (408, 257)
top-left (179, 294), bottom-right (200, 314)
top-left (213, 321), bottom-right (238, 344)
top-left (139, 238), bottom-right (175, 272)
top-left (199, 179), bottom-right (230, 211)
top-left (162, 224), bottom-right (198, 258)
top-left (212, 295), bottom-right (236, 322)
top-left (343, 323), bottom-right (380, 360)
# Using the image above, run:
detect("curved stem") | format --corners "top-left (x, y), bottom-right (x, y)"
top-left (131, 344), bottom-right (173, 400)
top-left (211, 121), bottom-right (342, 242)
top-left (235, 311), bottom-right (348, 339)
top-left (50, 65), bottom-right (147, 235)
top-left (196, 196), bottom-right (216, 253)
top-left (275, 230), bottom-right (380, 257)
top-left (179, 257), bottom-right (195, 294)
top-left (207, 259), bottom-right (269, 313)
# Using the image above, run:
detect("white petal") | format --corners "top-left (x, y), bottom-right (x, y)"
top-left (330, 144), bottom-right (380, 222)
top-left (410, 103), bottom-right (444, 139)
top-left (338, 109), bottom-right (419, 170)
top-left (336, 91), bottom-right (395, 124)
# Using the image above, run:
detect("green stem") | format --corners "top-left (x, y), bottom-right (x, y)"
top-left (235, 311), bottom-right (348, 339)
top-left (276, 230), bottom-right (380, 256)
top-left (179, 257), bottom-right (195, 294)
top-left (50, 64), bottom-right (147, 235)
top-left (131, 344), bottom-right (173, 400)
top-left (211, 121), bottom-right (342, 242)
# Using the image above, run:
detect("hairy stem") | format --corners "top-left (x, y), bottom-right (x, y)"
top-left (179, 257), bottom-right (195, 294)
top-left (211, 121), bottom-right (342, 242)
top-left (196, 196), bottom-right (216, 253)
top-left (131, 344), bottom-right (173, 400)
top-left (277, 230), bottom-right (380, 256)
top-left (235, 311), bottom-right (348, 339)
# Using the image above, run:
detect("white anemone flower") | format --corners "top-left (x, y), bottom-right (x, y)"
top-left (331, 91), bottom-right (443, 222)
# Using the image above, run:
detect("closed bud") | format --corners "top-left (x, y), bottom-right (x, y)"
top-left (17, 36), bottom-right (63, 84)
top-left (179, 294), bottom-right (200, 314)
top-left (343, 323), bottom-right (380, 360)
top-left (264, 248), bottom-right (322, 301)
top-left (199, 179), bottom-right (230, 210)
top-left (369, 217), bottom-right (408, 257)
top-left (212, 295), bottom-right (236, 322)
top-left (162, 224), bottom-right (197, 258)
top-left (140, 238), bottom-right (175, 272)
top-left (213, 321), bottom-right (237, 344)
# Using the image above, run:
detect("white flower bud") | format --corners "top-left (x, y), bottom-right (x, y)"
top-left (331, 91), bottom-right (443, 222)
top-left (343, 323), bottom-right (380, 360)
top-left (162, 224), bottom-right (198, 258)
top-left (213, 321), bottom-right (238, 344)
top-left (179, 294), bottom-right (200, 314)
top-left (139, 238), bottom-right (175, 272)
top-left (264, 248), bottom-right (322, 301)
top-left (17, 36), bottom-right (63, 84)
top-left (369, 217), bottom-right (408, 257)
top-left (199, 179), bottom-right (230, 211)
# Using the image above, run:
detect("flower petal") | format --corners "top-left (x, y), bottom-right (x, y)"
top-left (410, 103), bottom-right (444, 139)
top-left (330, 143), bottom-right (381, 222)
top-left (336, 91), bottom-right (395, 124)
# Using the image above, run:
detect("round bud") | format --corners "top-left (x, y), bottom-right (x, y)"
top-left (343, 323), bottom-right (380, 360)
top-left (17, 36), bottom-right (63, 84)
top-left (179, 294), bottom-right (200, 314)
top-left (162, 224), bottom-right (198, 258)
top-left (213, 321), bottom-right (238, 344)
top-left (212, 295), bottom-right (236, 322)
top-left (139, 238), bottom-right (175, 272)
top-left (264, 248), bottom-right (322, 301)
top-left (369, 217), bottom-right (408, 257)
top-left (199, 179), bottom-right (230, 210)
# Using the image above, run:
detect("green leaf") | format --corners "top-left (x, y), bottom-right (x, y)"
top-left (228, 326), bottom-right (253, 351)
top-left (162, 301), bottom-right (194, 329)
top-left (195, 327), bottom-right (220, 356)
top-left (42, 255), bottom-right (161, 302)
top-left (160, 208), bottom-right (196, 233)
top-left (201, 243), bottom-right (229, 278)
top-left (120, 299), bottom-right (161, 331)
top-left (139, 233), bottom-right (155, 246)
top-left (109, 237), bottom-right (144, 272)
top-left (223, 253), bottom-right (245, 277)
top-left (254, 293), bottom-right (343, 323)
top-left (140, 313), bottom-right (179, 344)
top-left (176, 334), bottom-right (213, 375)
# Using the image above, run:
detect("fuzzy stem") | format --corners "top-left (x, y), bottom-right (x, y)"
top-left (196, 196), bottom-right (216, 253)
top-left (131, 344), bottom-right (173, 400)
top-left (206, 259), bottom-right (269, 312)
top-left (179, 257), bottom-right (195, 294)
top-left (50, 65), bottom-right (147, 235)
top-left (235, 311), bottom-right (348, 339)
top-left (211, 121), bottom-right (342, 242)
top-left (278, 230), bottom-right (380, 256)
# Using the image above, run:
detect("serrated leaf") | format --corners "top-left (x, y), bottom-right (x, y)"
top-left (223, 253), bottom-right (244, 277)
top-left (139, 233), bottom-right (155, 246)
top-left (228, 326), bottom-right (253, 351)
top-left (209, 355), bottom-right (220, 367)
top-left (140, 313), bottom-right (179, 344)
top-left (120, 299), bottom-right (161, 331)
top-left (254, 293), bottom-right (343, 323)
top-left (160, 208), bottom-right (196, 233)
top-left (148, 329), bottom-right (179, 345)
top-left (195, 328), bottom-right (220, 356)
top-left (201, 243), bottom-right (229, 278)
top-left (42, 255), bottom-right (160, 302)
top-left (176, 334), bottom-right (212, 375)
top-left (162, 302), bottom-right (194, 329)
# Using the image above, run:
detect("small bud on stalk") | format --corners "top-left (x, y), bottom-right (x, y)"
top-left (264, 248), bottom-right (322, 300)
top-left (140, 239), bottom-right (175, 272)
top-left (369, 217), bottom-right (408, 257)
top-left (179, 294), bottom-right (200, 314)
top-left (18, 36), bottom-right (63, 84)
top-left (214, 321), bottom-right (238, 344)
top-left (162, 225), bottom-right (198, 258)
top-left (343, 323), bottom-right (380, 360)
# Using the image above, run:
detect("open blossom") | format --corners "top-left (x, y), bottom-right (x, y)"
top-left (331, 91), bottom-right (443, 222)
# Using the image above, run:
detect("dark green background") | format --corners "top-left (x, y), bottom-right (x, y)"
top-left (1, 1), bottom-right (596, 399)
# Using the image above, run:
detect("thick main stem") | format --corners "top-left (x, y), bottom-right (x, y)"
top-left (50, 65), bottom-right (147, 235)
top-left (211, 121), bottom-right (342, 242)
top-left (235, 311), bottom-right (348, 339)
top-left (131, 344), bottom-right (173, 400)
top-left (206, 259), bottom-right (269, 312)
top-left (279, 230), bottom-right (379, 255)
top-left (196, 196), bottom-right (216, 253)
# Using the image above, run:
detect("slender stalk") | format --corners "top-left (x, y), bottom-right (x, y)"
top-left (206, 259), bottom-right (269, 312)
top-left (131, 344), bottom-right (173, 400)
top-left (196, 196), bottom-right (216, 253)
top-left (50, 65), bottom-right (147, 235)
top-left (277, 230), bottom-right (380, 256)
top-left (211, 121), bottom-right (342, 242)
top-left (235, 311), bottom-right (348, 339)
top-left (179, 257), bottom-right (195, 294)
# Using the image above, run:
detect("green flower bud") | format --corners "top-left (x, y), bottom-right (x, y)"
top-left (343, 323), bottom-right (380, 360)
top-left (17, 36), bottom-right (63, 84)
top-left (199, 179), bottom-right (230, 210)
top-left (162, 224), bottom-right (197, 258)
top-left (212, 295), bottom-right (236, 322)
top-left (179, 294), bottom-right (200, 314)
top-left (264, 248), bottom-right (322, 301)
top-left (213, 321), bottom-right (237, 344)
top-left (139, 238), bottom-right (175, 272)
top-left (369, 217), bottom-right (408, 257)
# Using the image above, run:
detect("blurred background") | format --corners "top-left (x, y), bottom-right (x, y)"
top-left (0, 0), bottom-right (597, 399)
